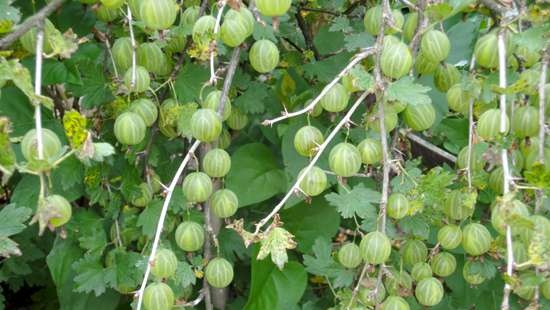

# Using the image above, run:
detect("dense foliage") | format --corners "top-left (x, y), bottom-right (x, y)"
top-left (0, 0), bottom-right (549, 310)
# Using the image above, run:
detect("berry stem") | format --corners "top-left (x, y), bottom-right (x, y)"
top-left (498, 28), bottom-right (514, 310)
top-left (126, 6), bottom-right (137, 89)
top-left (33, 19), bottom-right (47, 203)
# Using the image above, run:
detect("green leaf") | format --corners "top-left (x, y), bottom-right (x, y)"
top-left (47, 238), bottom-right (120, 310)
top-left (447, 16), bottom-right (481, 64)
top-left (329, 16), bottom-right (352, 32)
top-left (398, 215), bottom-right (430, 240)
top-left (513, 25), bottom-right (550, 54)
top-left (10, 175), bottom-right (39, 211)
top-left (52, 155), bottom-right (84, 192)
top-left (218, 228), bottom-right (249, 262)
top-left (303, 53), bottom-right (353, 83)
top-left (253, 23), bottom-right (276, 41)
top-left (390, 159), bottom-right (423, 194)
top-left (0, 204), bottom-right (32, 237)
top-left (226, 143), bottom-right (287, 207)
top-left (66, 210), bottom-right (107, 255)
top-left (386, 77), bottom-right (432, 106)
top-left (0, 59), bottom-right (54, 109)
top-left (344, 33), bottom-right (374, 52)
top-left (106, 249), bottom-right (144, 292)
top-left (72, 254), bottom-right (114, 296)
top-left (349, 65), bottom-right (375, 91)
top-left (234, 82), bottom-right (269, 114)
top-left (245, 247), bottom-right (307, 310)
top-left (66, 59), bottom-right (113, 109)
top-left (172, 260), bottom-right (196, 288)
top-left (302, 237), bottom-right (354, 288)
top-left (137, 199), bottom-right (163, 237)
top-left (0, 0), bottom-right (20, 26)
top-left (257, 227), bottom-right (296, 270)
top-left (417, 167), bottom-right (456, 207)
top-left (314, 26), bottom-right (345, 55)
top-left (468, 260), bottom-right (497, 279)
top-left (177, 102), bottom-right (199, 137)
top-left (281, 196), bottom-right (341, 253)
top-left (426, 3), bottom-right (454, 21)
top-left (174, 63), bottom-right (209, 103)
top-left (325, 184), bottom-right (380, 219)
top-left (433, 118), bottom-right (469, 153)
top-left (303, 237), bottom-right (334, 276)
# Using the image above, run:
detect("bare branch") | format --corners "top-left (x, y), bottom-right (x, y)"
top-left (262, 48), bottom-right (376, 126)
top-left (403, 131), bottom-right (458, 163)
top-left (296, 2), bottom-right (321, 60)
top-left (135, 140), bottom-right (202, 310)
top-left (0, 0), bottom-right (64, 50)
top-left (408, 0), bottom-right (429, 62)
top-left (209, 0), bottom-right (227, 85)
top-left (299, 7), bottom-right (340, 16)
top-left (480, 0), bottom-right (509, 16)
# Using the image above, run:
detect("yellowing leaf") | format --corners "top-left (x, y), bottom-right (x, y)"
top-left (257, 227), bottom-right (297, 270)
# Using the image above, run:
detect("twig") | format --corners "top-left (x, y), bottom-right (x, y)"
top-left (135, 140), bottom-right (202, 310)
top-left (209, 1), bottom-right (227, 86)
top-left (373, 0), bottom-right (393, 234)
top-left (480, 0), bottom-right (509, 16)
top-left (299, 7), bottom-right (340, 16)
top-left (180, 290), bottom-right (207, 307)
top-left (399, 0), bottom-right (419, 11)
top-left (105, 36), bottom-right (119, 79)
top-left (217, 47), bottom-right (241, 115)
top-left (408, 0), bottom-right (429, 61)
top-left (466, 56), bottom-right (477, 190)
top-left (252, 91), bottom-right (372, 240)
top-left (347, 263), bottom-right (370, 309)
top-left (33, 19), bottom-right (48, 202)
top-left (34, 24), bottom-right (45, 161)
top-left (296, 2), bottom-right (321, 60)
top-left (127, 6), bottom-right (137, 88)
top-left (262, 48), bottom-right (375, 126)
top-left (0, 0), bottom-right (64, 49)
top-left (248, 0), bottom-right (266, 26)
top-left (535, 49), bottom-right (548, 213)
top-left (343, 0), bottom-right (366, 15)
top-left (202, 170), bottom-right (217, 310)
top-left (403, 131), bottom-right (458, 163)
top-left (498, 29), bottom-right (514, 310)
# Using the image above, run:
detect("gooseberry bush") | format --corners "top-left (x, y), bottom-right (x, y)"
top-left (0, 0), bottom-right (549, 310)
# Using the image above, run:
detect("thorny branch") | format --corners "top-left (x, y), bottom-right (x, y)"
top-left (262, 48), bottom-right (376, 126)
top-left (251, 91), bottom-right (372, 242)
top-left (0, 0), bottom-right (64, 49)
top-left (135, 141), bottom-right (202, 310)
